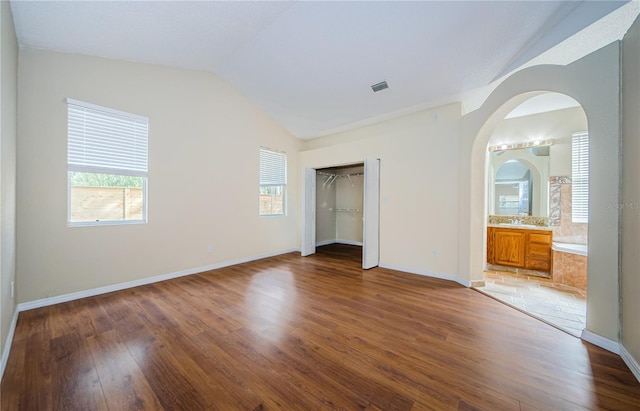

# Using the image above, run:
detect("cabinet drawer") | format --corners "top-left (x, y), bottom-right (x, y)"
top-left (528, 244), bottom-right (551, 258)
top-left (528, 232), bottom-right (551, 244)
top-left (526, 257), bottom-right (550, 271)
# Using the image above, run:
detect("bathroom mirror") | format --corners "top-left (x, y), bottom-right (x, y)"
top-left (488, 146), bottom-right (550, 217)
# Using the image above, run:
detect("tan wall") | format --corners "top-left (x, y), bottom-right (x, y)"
top-left (16, 48), bottom-right (300, 303)
top-left (300, 103), bottom-right (462, 282)
top-left (0, 1), bottom-right (18, 368)
top-left (621, 15), bottom-right (640, 372)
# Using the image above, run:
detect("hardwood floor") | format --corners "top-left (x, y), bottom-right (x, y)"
top-left (2, 244), bottom-right (639, 410)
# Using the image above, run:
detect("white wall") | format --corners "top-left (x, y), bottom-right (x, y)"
top-left (490, 106), bottom-right (587, 177)
top-left (621, 15), bottom-right (640, 375)
top-left (300, 103), bottom-right (463, 284)
top-left (460, 42), bottom-right (622, 342)
top-left (315, 172), bottom-right (336, 244)
top-left (16, 48), bottom-right (300, 303)
top-left (335, 166), bottom-right (363, 244)
top-left (486, 106), bottom-right (587, 219)
top-left (0, 1), bottom-right (18, 373)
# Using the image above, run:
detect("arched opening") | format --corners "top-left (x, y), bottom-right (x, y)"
top-left (475, 92), bottom-right (589, 336)
top-left (460, 44), bottom-right (622, 349)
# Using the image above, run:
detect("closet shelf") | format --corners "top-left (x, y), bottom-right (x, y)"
top-left (330, 208), bottom-right (361, 212)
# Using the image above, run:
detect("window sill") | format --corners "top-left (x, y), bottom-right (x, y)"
top-left (68, 219), bottom-right (147, 228)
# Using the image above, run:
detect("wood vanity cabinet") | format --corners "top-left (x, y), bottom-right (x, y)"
top-left (487, 227), bottom-right (552, 273)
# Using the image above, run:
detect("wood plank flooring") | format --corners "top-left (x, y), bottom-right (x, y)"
top-left (2, 244), bottom-right (639, 410)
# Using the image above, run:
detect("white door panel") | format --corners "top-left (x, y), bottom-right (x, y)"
top-left (363, 158), bottom-right (380, 269)
top-left (301, 168), bottom-right (316, 256)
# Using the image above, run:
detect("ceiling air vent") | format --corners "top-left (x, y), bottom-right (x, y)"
top-left (371, 81), bottom-right (389, 93)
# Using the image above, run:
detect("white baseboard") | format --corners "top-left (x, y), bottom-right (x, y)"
top-left (378, 262), bottom-right (471, 287)
top-left (2, 247), bottom-right (298, 381)
top-left (17, 247), bottom-right (299, 312)
top-left (335, 239), bottom-right (363, 246)
top-left (1, 307), bottom-right (19, 380)
top-left (620, 344), bottom-right (640, 383)
top-left (316, 239), bottom-right (363, 247)
top-left (581, 329), bottom-right (620, 354)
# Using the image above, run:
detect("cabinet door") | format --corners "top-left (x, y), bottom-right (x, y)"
top-left (487, 227), bottom-right (495, 264)
top-left (493, 230), bottom-right (526, 267)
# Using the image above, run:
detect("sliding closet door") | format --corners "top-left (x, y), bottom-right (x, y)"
top-left (301, 168), bottom-right (317, 256)
top-left (363, 158), bottom-right (380, 269)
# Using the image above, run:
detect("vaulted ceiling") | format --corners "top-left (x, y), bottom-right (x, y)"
top-left (9, 1), bottom-right (629, 139)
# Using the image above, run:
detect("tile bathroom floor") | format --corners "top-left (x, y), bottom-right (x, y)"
top-left (474, 270), bottom-right (587, 337)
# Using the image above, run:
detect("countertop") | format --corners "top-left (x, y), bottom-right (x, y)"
top-left (487, 224), bottom-right (552, 231)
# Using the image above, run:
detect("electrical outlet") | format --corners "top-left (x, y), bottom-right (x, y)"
top-left (431, 248), bottom-right (438, 257)
top-left (207, 245), bottom-right (214, 253)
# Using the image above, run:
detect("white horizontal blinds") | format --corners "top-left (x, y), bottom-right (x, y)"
top-left (259, 148), bottom-right (287, 186)
top-left (572, 131), bottom-right (589, 223)
top-left (67, 98), bottom-right (148, 176)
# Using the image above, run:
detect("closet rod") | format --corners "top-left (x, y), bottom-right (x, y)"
top-left (317, 172), bottom-right (364, 177)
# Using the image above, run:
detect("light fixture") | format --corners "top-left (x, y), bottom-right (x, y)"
top-left (488, 139), bottom-right (554, 152)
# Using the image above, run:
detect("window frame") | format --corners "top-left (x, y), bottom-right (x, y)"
top-left (66, 98), bottom-right (149, 227)
top-left (259, 148), bottom-right (287, 217)
top-left (571, 131), bottom-right (589, 224)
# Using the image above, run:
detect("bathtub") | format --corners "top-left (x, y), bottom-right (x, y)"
top-left (552, 242), bottom-right (588, 290)
top-left (552, 242), bottom-right (588, 256)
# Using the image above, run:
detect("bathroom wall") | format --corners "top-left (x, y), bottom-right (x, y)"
top-left (549, 177), bottom-right (588, 244)
top-left (489, 106), bottom-right (588, 245)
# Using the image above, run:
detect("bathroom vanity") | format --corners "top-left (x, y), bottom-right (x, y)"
top-left (487, 225), bottom-right (553, 273)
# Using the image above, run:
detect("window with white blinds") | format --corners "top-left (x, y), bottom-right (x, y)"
top-left (259, 148), bottom-right (286, 216)
top-left (67, 98), bottom-right (149, 225)
top-left (571, 132), bottom-right (589, 224)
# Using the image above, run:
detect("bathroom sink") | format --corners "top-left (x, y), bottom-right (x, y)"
top-left (497, 223), bottom-right (538, 228)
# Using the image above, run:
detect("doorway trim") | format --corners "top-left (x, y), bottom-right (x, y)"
top-left (301, 158), bottom-right (380, 269)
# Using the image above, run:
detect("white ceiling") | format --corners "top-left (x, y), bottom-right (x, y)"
top-left (505, 93), bottom-right (581, 119)
top-left (9, 1), bottom-right (628, 139)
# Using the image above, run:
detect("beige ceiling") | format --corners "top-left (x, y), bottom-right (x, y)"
top-left (9, 1), bottom-right (629, 139)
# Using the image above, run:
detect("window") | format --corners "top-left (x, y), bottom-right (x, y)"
top-left (67, 98), bottom-right (148, 225)
top-left (259, 148), bottom-right (286, 216)
top-left (571, 131), bottom-right (589, 223)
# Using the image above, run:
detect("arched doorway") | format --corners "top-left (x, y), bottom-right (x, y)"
top-left (458, 43), bottom-right (622, 351)
top-left (476, 92), bottom-right (589, 337)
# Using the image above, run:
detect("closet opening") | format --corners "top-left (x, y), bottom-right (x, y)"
top-left (301, 157), bottom-right (380, 269)
top-left (316, 164), bottom-right (365, 263)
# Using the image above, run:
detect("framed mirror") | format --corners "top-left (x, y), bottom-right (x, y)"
top-left (488, 145), bottom-right (550, 217)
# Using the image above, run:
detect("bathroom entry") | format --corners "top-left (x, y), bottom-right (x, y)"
top-left (301, 158), bottom-right (380, 269)
top-left (478, 92), bottom-right (589, 337)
